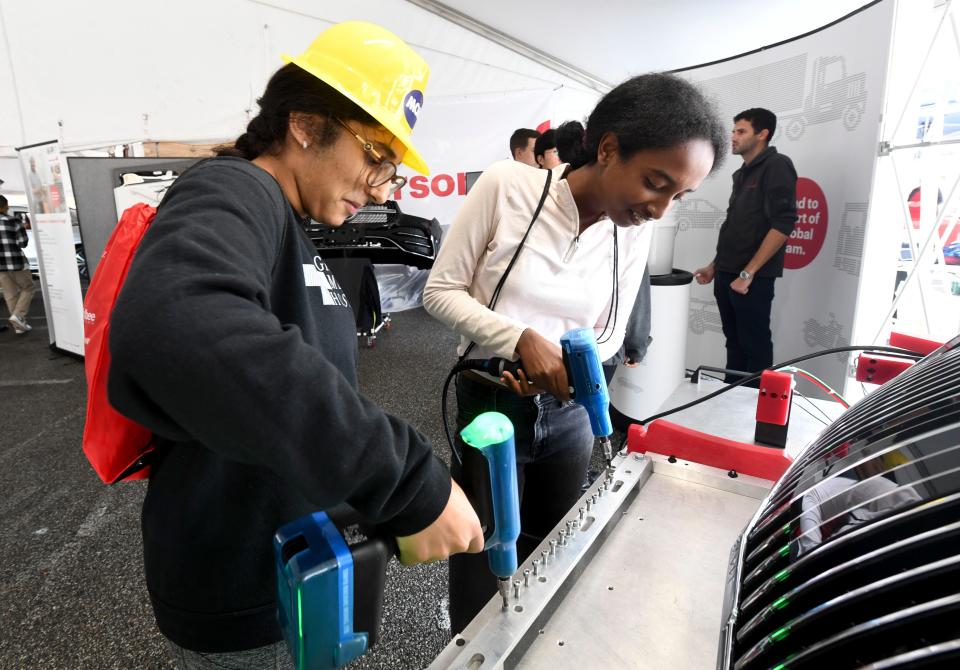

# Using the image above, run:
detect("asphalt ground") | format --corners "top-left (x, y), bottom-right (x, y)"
top-left (0, 294), bottom-right (614, 669)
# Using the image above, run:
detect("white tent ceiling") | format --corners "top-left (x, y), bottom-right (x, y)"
top-left (426, 0), bottom-right (874, 84)
top-left (0, 0), bottom-right (872, 157)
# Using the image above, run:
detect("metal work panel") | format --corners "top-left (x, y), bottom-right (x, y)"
top-left (429, 456), bottom-right (768, 670)
top-left (517, 466), bottom-right (763, 669)
top-left (429, 455), bottom-right (653, 670)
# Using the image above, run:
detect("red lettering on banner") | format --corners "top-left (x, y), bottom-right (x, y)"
top-left (432, 174), bottom-right (455, 197)
top-left (394, 172), bottom-right (473, 200)
top-left (409, 175), bottom-right (430, 199)
top-left (784, 177), bottom-right (828, 270)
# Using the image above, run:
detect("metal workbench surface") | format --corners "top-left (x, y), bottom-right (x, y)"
top-left (516, 458), bottom-right (768, 669)
top-left (430, 374), bottom-right (841, 669)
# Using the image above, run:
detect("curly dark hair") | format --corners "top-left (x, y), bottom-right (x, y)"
top-left (556, 73), bottom-right (727, 174)
top-left (217, 63), bottom-right (377, 160)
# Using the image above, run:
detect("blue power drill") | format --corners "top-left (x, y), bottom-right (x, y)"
top-left (457, 411), bottom-right (521, 610)
top-left (485, 327), bottom-right (615, 463)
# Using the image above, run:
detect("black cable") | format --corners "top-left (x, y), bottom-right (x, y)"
top-left (441, 357), bottom-right (522, 465)
top-left (616, 344), bottom-right (924, 449)
top-left (698, 368), bottom-right (828, 424)
top-left (441, 366), bottom-right (462, 465)
top-left (595, 225), bottom-right (619, 345)
top-left (791, 380), bottom-right (838, 423)
top-left (792, 390), bottom-right (832, 426)
top-left (461, 170), bottom-right (552, 361)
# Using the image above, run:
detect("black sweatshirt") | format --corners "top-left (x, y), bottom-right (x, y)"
top-left (108, 157), bottom-right (451, 652)
top-left (715, 146), bottom-right (798, 278)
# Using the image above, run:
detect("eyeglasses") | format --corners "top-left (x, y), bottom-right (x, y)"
top-left (335, 118), bottom-right (407, 193)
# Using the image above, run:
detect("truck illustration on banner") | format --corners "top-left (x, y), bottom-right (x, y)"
top-left (781, 56), bottom-right (867, 140)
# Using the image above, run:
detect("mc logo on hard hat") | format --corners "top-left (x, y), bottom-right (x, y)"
top-left (404, 91), bottom-right (424, 130)
top-left (282, 21), bottom-right (431, 175)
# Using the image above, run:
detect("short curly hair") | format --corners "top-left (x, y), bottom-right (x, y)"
top-left (557, 73), bottom-right (727, 175)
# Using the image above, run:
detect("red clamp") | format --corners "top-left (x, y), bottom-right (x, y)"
top-left (755, 370), bottom-right (794, 448)
top-left (626, 420), bottom-right (791, 481)
top-left (889, 331), bottom-right (943, 356)
top-left (856, 354), bottom-right (914, 385)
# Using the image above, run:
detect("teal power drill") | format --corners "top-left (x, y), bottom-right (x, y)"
top-left (457, 411), bottom-right (522, 610)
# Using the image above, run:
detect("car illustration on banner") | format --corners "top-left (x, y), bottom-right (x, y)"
top-left (675, 198), bottom-right (725, 232)
top-left (688, 297), bottom-right (724, 335)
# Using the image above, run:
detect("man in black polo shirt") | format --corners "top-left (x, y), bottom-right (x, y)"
top-left (694, 108), bottom-right (797, 381)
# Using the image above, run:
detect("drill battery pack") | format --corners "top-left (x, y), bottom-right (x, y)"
top-left (274, 512), bottom-right (392, 669)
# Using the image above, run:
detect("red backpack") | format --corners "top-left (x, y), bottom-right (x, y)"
top-left (82, 202), bottom-right (157, 483)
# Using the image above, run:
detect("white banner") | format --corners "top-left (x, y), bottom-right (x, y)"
top-left (17, 141), bottom-right (85, 355)
top-left (675, 0), bottom-right (896, 391)
top-left (390, 89), bottom-right (555, 227)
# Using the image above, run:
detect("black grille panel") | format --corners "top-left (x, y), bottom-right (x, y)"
top-left (719, 337), bottom-right (960, 670)
top-left (302, 201), bottom-right (442, 270)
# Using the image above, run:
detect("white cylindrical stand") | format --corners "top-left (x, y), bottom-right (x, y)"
top-left (646, 212), bottom-right (678, 276)
top-left (609, 269), bottom-right (692, 425)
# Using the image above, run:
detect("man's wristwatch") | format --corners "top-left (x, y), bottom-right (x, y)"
top-left (739, 270), bottom-right (752, 281)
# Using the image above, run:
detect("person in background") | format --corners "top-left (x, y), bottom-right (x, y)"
top-left (509, 127), bottom-right (539, 166)
top-left (694, 107), bottom-right (797, 382)
top-left (0, 195), bottom-right (36, 334)
top-left (533, 128), bottom-right (561, 169)
top-left (425, 73), bottom-right (726, 633)
top-left (108, 22), bottom-right (483, 669)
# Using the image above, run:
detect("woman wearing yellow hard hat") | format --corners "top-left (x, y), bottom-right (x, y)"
top-left (108, 21), bottom-right (483, 667)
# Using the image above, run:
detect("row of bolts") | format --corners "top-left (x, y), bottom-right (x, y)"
top-left (509, 467), bottom-right (617, 601)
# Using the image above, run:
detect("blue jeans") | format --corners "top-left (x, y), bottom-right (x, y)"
top-left (713, 271), bottom-right (776, 383)
top-left (164, 639), bottom-right (294, 669)
top-left (448, 373), bottom-right (594, 633)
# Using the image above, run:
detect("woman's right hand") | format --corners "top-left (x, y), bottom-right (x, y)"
top-left (502, 328), bottom-right (570, 401)
top-left (395, 480), bottom-right (484, 566)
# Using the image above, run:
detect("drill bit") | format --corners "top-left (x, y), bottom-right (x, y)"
top-left (600, 436), bottom-right (613, 464)
top-left (498, 577), bottom-right (511, 610)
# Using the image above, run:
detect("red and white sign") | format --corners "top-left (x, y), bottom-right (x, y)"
top-left (785, 177), bottom-right (829, 269)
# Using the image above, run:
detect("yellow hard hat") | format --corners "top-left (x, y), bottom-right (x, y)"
top-left (282, 21), bottom-right (430, 175)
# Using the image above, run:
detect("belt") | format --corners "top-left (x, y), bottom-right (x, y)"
top-left (462, 369), bottom-right (508, 391)
top-left (462, 369), bottom-right (548, 400)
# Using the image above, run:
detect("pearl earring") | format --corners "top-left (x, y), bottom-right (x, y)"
top-left (302, 140), bottom-right (309, 149)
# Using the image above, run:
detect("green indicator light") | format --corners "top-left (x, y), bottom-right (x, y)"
top-left (778, 544), bottom-right (790, 557)
top-left (774, 568), bottom-right (791, 582)
top-left (772, 596), bottom-right (790, 611)
top-left (461, 412), bottom-right (515, 449)
top-left (771, 626), bottom-right (791, 642)
top-left (296, 587), bottom-right (305, 669)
